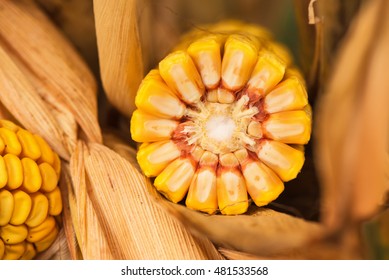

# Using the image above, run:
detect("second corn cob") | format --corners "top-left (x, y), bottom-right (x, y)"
top-left (131, 21), bottom-right (311, 215)
top-left (0, 120), bottom-right (62, 259)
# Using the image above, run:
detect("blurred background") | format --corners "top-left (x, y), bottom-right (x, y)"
top-left (34, 0), bottom-right (301, 79)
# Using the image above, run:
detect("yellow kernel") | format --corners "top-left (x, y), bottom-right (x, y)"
top-left (44, 187), bottom-right (62, 216)
top-left (247, 50), bottom-right (286, 96)
top-left (186, 151), bottom-right (218, 214)
top-left (264, 77), bottom-right (308, 114)
top-left (154, 158), bottom-right (196, 203)
top-left (256, 140), bottom-right (305, 182)
top-left (0, 189), bottom-right (14, 226)
top-left (39, 162), bottom-right (58, 192)
top-left (17, 129), bottom-right (41, 160)
top-left (0, 120), bottom-right (19, 132)
top-left (25, 192), bottom-right (49, 227)
top-left (34, 225), bottom-right (58, 253)
top-left (34, 134), bottom-right (55, 165)
top-left (130, 110), bottom-right (179, 143)
top-left (135, 70), bottom-right (186, 119)
top-left (235, 149), bottom-right (284, 207)
top-left (3, 154), bottom-right (23, 190)
top-left (0, 127), bottom-right (22, 156)
top-left (2, 242), bottom-right (25, 260)
top-left (217, 153), bottom-right (249, 215)
top-left (27, 216), bottom-right (56, 243)
top-left (262, 110), bottom-right (312, 144)
top-left (0, 224), bottom-right (28, 244)
top-left (10, 190), bottom-right (32, 225)
top-left (136, 140), bottom-right (181, 177)
top-left (187, 34), bottom-right (224, 89)
top-left (159, 51), bottom-right (205, 104)
top-left (21, 158), bottom-right (42, 193)
top-left (19, 242), bottom-right (36, 260)
top-left (0, 156), bottom-right (7, 189)
top-left (222, 34), bottom-right (260, 91)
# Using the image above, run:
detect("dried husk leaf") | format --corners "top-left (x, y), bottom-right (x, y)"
top-left (218, 247), bottom-right (325, 260)
top-left (159, 200), bottom-right (323, 258)
top-left (218, 248), bottom-right (262, 260)
top-left (0, 102), bottom-right (15, 121)
top-left (69, 142), bottom-right (115, 259)
top-left (94, 0), bottom-right (144, 117)
top-left (0, 0), bottom-right (102, 148)
top-left (81, 139), bottom-right (223, 259)
top-left (316, 0), bottom-right (389, 233)
top-left (0, 44), bottom-right (70, 159)
top-left (103, 132), bottom-right (140, 171)
top-left (59, 169), bottom-right (83, 260)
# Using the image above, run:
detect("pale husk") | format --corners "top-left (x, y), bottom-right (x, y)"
top-left (68, 143), bottom-right (116, 259)
top-left (160, 201), bottom-right (323, 258)
top-left (0, 0), bottom-right (102, 158)
top-left (0, 44), bottom-right (71, 159)
top-left (85, 135), bottom-right (224, 259)
top-left (94, 0), bottom-right (144, 117)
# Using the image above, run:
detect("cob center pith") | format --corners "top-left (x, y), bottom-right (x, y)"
top-left (177, 95), bottom-right (259, 155)
top-left (130, 21), bottom-right (312, 215)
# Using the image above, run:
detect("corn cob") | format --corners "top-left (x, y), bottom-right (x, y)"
top-left (0, 120), bottom-right (62, 259)
top-left (130, 21), bottom-right (311, 215)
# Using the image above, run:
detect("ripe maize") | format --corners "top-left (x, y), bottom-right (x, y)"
top-left (0, 120), bottom-right (62, 259)
top-left (130, 21), bottom-right (311, 215)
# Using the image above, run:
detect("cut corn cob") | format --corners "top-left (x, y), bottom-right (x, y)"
top-left (130, 21), bottom-right (312, 215)
top-left (0, 120), bottom-right (62, 259)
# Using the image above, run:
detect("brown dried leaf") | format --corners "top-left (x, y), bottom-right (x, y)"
top-left (94, 0), bottom-right (144, 117)
top-left (218, 248), bottom-right (262, 260)
top-left (219, 247), bottom-right (320, 260)
top-left (69, 142), bottom-right (115, 259)
top-left (159, 200), bottom-right (323, 257)
top-left (60, 165), bottom-right (85, 260)
top-left (0, 0), bottom-right (101, 146)
top-left (0, 45), bottom-right (70, 159)
top-left (0, 101), bottom-right (16, 122)
top-left (316, 0), bottom-right (389, 231)
top-left (85, 139), bottom-right (223, 259)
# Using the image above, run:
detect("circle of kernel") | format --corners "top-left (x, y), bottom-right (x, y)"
top-left (0, 120), bottom-right (62, 260)
top-left (130, 21), bottom-right (312, 215)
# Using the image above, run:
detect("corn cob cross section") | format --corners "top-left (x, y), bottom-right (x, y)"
top-left (131, 21), bottom-right (311, 215)
top-left (0, 120), bottom-right (62, 259)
